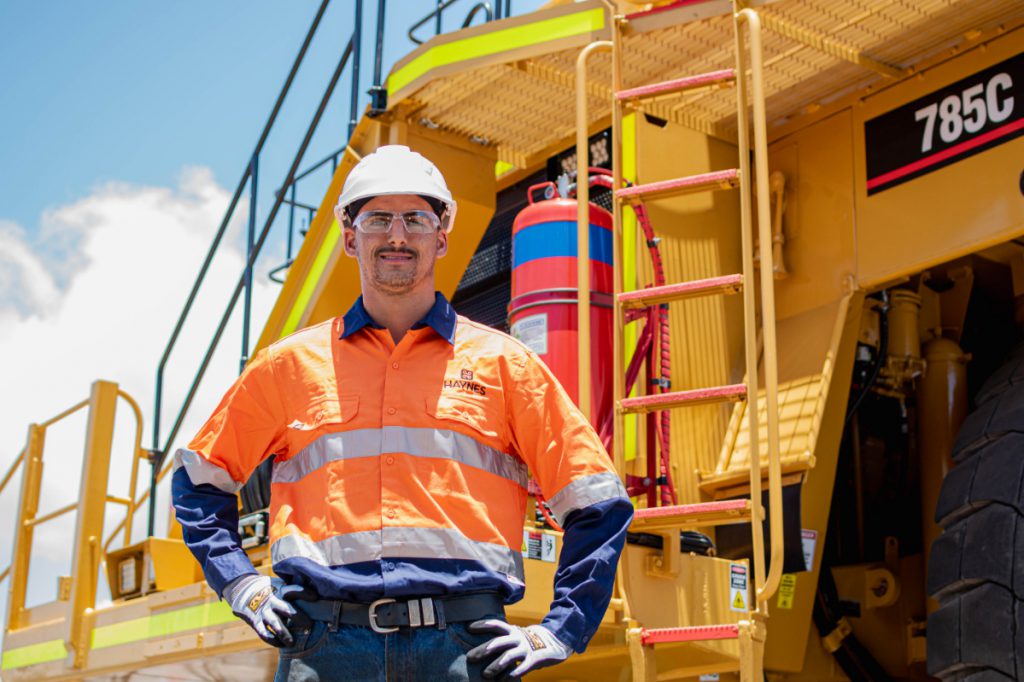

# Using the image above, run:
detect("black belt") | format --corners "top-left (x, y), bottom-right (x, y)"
top-left (294, 593), bottom-right (505, 634)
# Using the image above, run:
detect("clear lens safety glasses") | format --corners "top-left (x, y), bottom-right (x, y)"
top-left (352, 210), bottom-right (441, 234)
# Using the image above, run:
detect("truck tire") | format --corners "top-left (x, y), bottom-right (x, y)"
top-left (927, 345), bottom-right (1024, 680)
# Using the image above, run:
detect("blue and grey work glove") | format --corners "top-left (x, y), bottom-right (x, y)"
top-left (223, 575), bottom-right (308, 647)
top-left (467, 620), bottom-right (571, 678)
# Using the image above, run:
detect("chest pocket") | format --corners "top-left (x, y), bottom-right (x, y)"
top-left (290, 394), bottom-right (360, 431)
top-left (426, 393), bottom-right (505, 442)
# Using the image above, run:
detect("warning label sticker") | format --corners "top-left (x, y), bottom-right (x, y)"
top-left (522, 530), bottom-right (557, 563)
top-left (801, 529), bottom-right (818, 572)
top-left (511, 313), bottom-right (548, 355)
top-left (729, 563), bottom-right (749, 612)
top-left (777, 573), bottom-right (797, 609)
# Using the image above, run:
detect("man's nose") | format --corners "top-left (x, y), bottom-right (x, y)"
top-left (387, 217), bottom-right (410, 245)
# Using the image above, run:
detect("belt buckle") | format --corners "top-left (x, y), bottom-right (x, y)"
top-left (368, 598), bottom-right (398, 634)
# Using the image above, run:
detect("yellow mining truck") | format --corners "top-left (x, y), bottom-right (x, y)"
top-left (3, 0), bottom-right (1023, 679)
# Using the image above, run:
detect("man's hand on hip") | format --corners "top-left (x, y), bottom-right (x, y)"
top-left (466, 619), bottom-right (571, 678)
top-left (223, 575), bottom-right (302, 647)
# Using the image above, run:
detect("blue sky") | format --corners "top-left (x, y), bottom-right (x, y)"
top-left (2, 0), bottom-right (424, 231)
top-left (0, 0), bottom-right (544, 229)
top-left (0, 0), bottom-right (545, 650)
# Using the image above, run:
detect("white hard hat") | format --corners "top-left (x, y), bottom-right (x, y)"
top-left (335, 145), bottom-right (457, 232)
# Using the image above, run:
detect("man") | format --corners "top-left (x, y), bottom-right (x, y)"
top-left (172, 145), bottom-right (633, 681)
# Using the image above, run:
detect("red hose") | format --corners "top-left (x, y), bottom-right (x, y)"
top-left (578, 172), bottom-right (677, 506)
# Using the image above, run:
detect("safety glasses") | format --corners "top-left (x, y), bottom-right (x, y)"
top-left (351, 210), bottom-right (441, 234)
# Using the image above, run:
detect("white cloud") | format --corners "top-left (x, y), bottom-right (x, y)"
top-left (0, 220), bottom-right (63, 316)
top-left (0, 167), bottom-right (278, 617)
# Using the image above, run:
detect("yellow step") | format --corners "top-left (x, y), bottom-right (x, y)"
top-left (630, 499), bottom-right (751, 532)
top-left (615, 169), bottom-right (740, 202)
top-left (616, 68), bottom-right (736, 102)
top-left (618, 274), bottom-right (743, 309)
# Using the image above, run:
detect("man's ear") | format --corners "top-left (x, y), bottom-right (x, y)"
top-left (435, 229), bottom-right (449, 259)
top-left (337, 207), bottom-right (358, 258)
top-left (343, 227), bottom-right (358, 257)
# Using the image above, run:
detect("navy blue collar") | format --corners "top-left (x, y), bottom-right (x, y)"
top-left (340, 292), bottom-right (456, 345)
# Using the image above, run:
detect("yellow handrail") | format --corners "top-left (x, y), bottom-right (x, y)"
top-left (6, 381), bottom-right (157, 652)
top-left (38, 398), bottom-right (90, 428)
top-left (23, 502), bottom-right (78, 528)
top-left (737, 6), bottom-right (784, 603)
top-left (102, 457), bottom-right (175, 553)
top-left (575, 39), bottom-right (613, 426)
top-left (733, 3), bottom-right (767, 609)
top-left (116, 388), bottom-right (147, 548)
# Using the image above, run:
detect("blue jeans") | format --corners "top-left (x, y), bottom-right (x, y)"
top-left (274, 619), bottom-right (501, 681)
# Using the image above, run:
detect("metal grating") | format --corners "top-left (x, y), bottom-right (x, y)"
top-left (395, 0), bottom-right (1024, 167)
top-left (451, 170), bottom-right (547, 330)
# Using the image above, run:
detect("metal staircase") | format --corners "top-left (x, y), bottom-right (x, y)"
top-left (576, 4), bottom-right (784, 680)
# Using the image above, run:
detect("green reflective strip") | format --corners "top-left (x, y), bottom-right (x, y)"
top-left (622, 113), bottom-right (639, 463)
top-left (1, 601), bottom-right (237, 671)
top-left (91, 600), bottom-right (235, 650)
top-left (2, 638), bottom-right (65, 670)
top-left (281, 220), bottom-right (341, 339)
top-left (388, 7), bottom-right (605, 98)
top-left (495, 160), bottom-right (515, 177)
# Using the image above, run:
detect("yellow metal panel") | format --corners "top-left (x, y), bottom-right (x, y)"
top-left (387, 3), bottom-right (608, 102)
top-left (762, 293), bottom-right (864, 672)
top-left (855, 31), bottom-right (1024, 288)
top-left (769, 110), bottom-right (857, 322)
top-left (280, 223), bottom-right (341, 338)
top-left (721, 296), bottom-right (853, 478)
top-left (622, 549), bottom-right (743, 664)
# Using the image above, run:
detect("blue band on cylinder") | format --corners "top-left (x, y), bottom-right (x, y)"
top-left (512, 221), bottom-right (613, 268)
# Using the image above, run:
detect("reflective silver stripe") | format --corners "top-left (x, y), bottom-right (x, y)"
top-left (381, 427), bottom-right (528, 489)
top-left (272, 428), bottom-right (382, 483)
top-left (272, 427), bottom-right (528, 489)
top-left (382, 526), bottom-right (524, 579)
top-left (546, 472), bottom-right (628, 525)
top-left (173, 448), bottom-right (243, 494)
top-left (272, 529), bottom-right (383, 566)
top-left (271, 526), bottom-right (524, 580)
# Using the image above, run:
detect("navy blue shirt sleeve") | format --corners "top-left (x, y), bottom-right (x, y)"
top-left (540, 495), bottom-right (634, 652)
top-left (171, 468), bottom-right (257, 597)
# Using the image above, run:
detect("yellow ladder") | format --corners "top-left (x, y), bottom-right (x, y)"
top-left (575, 4), bottom-right (783, 680)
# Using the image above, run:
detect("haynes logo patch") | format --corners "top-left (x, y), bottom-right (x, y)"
top-left (443, 377), bottom-right (487, 396)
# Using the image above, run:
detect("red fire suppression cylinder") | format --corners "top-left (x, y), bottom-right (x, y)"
top-left (508, 182), bottom-right (614, 429)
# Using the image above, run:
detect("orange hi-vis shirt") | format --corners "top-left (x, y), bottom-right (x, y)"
top-left (173, 293), bottom-right (632, 652)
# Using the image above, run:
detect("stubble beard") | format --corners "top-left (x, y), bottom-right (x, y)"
top-left (366, 245), bottom-right (430, 296)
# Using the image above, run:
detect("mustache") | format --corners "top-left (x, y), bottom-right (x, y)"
top-left (373, 246), bottom-right (418, 258)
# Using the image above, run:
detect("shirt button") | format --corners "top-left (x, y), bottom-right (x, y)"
top-left (386, 456), bottom-right (395, 465)
top-left (387, 407), bottom-right (397, 415)
top-left (392, 362), bottom-right (399, 369)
